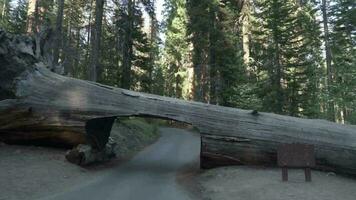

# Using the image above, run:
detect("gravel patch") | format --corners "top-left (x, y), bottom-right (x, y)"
top-left (198, 166), bottom-right (356, 200)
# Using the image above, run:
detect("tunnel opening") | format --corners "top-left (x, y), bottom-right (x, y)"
top-left (0, 114), bottom-right (201, 168)
top-left (66, 115), bottom-right (202, 166)
top-left (84, 115), bottom-right (200, 151)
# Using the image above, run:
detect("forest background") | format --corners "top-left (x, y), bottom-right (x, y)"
top-left (0, 0), bottom-right (355, 124)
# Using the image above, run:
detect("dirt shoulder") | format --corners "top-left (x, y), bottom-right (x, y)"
top-left (0, 143), bottom-right (105, 200)
top-left (0, 118), bottom-right (160, 200)
top-left (197, 166), bottom-right (356, 200)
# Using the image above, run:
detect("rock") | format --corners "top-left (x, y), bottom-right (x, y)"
top-left (65, 141), bottom-right (116, 166)
top-left (326, 172), bottom-right (336, 176)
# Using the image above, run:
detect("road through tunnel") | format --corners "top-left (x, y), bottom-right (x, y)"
top-left (66, 115), bottom-right (202, 166)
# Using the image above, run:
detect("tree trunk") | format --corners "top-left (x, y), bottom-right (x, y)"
top-left (273, 36), bottom-right (283, 114)
top-left (121, 0), bottom-right (134, 89)
top-left (241, 0), bottom-right (251, 77)
top-left (1, 30), bottom-right (356, 174)
top-left (209, 4), bottom-right (218, 105)
top-left (1, 0), bottom-right (7, 20)
top-left (53, 0), bottom-right (65, 65)
top-left (73, 28), bottom-right (81, 77)
top-left (88, 0), bottom-right (105, 82)
top-left (26, 0), bottom-right (39, 33)
top-left (322, 0), bottom-right (335, 122)
top-left (86, 0), bottom-right (94, 62)
top-left (64, 19), bottom-right (73, 76)
top-left (148, 16), bottom-right (157, 93)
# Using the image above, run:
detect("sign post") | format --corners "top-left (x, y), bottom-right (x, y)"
top-left (277, 143), bottom-right (316, 182)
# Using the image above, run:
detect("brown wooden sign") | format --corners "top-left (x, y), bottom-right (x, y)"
top-left (277, 143), bottom-right (316, 182)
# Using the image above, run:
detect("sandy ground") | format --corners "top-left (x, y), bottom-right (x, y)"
top-left (197, 166), bottom-right (356, 200)
top-left (0, 142), bottom-right (110, 200)
top-left (0, 128), bottom-right (199, 200)
top-left (0, 119), bottom-right (160, 200)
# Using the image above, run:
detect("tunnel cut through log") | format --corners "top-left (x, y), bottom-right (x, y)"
top-left (85, 117), bottom-right (117, 150)
top-left (66, 115), bottom-right (198, 165)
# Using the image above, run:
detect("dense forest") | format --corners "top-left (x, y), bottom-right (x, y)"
top-left (0, 0), bottom-right (355, 124)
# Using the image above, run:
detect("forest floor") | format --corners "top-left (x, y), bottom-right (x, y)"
top-left (0, 118), bottom-right (161, 200)
top-left (0, 143), bottom-right (106, 200)
top-left (197, 166), bottom-right (356, 200)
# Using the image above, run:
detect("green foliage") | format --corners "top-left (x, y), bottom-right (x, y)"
top-left (223, 83), bottom-right (262, 110)
top-left (0, 0), bottom-right (28, 33)
top-left (113, 0), bottom-right (158, 92)
top-left (211, 1), bottom-right (246, 107)
top-left (111, 117), bottom-right (160, 159)
top-left (185, 0), bottom-right (247, 105)
top-left (8, 0), bottom-right (28, 33)
top-left (121, 117), bottom-right (159, 139)
top-left (251, 0), bottom-right (323, 117)
top-left (61, 0), bottom-right (87, 79)
top-left (0, 0), bottom-right (13, 31)
top-left (162, 0), bottom-right (191, 99)
top-left (329, 0), bottom-right (356, 124)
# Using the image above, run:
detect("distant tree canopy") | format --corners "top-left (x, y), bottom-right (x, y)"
top-left (0, 0), bottom-right (355, 124)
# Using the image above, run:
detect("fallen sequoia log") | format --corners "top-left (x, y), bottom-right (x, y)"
top-left (1, 30), bottom-right (356, 173)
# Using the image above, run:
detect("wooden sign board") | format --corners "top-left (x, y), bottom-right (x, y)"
top-left (278, 143), bottom-right (316, 167)
top-left (277, 143), bottom-right (315, 182)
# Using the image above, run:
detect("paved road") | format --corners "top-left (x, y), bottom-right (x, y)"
top-left (42, 128), bottom-right (200, 200)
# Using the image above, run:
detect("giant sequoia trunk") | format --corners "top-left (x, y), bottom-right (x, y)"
top-left (1, 30), bottom-right (356, 174)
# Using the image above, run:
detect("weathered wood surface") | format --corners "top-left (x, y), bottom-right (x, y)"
top-left (1, 30), bottom-right (356, 174)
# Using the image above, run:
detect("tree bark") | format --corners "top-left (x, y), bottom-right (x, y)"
top-left (1, 0), bottom-right (7, 20)
top-left (148, 15), bottom-right (157, 93)
top-left (73, 28), bottom-right (81, 77)
top-left (241, 0), bottom-right (251, 77)
top-left (121, 0), bottom-right (134, 89)
top-left (26, 0), bottom-right (38, 33)
top-left (209, 4), bottom-right (218, 105)
top-left (53, 0), bottom-right (65, 65)
top-left (86, 0), bottom-right (94, 62)
top-left (1, 30), bottom-right (356, 174)
top-left (322, 0), bottom-right (335, 122)
top-left (88, 0), bottom-right (105, 82)
top-left (272, 25), bottom-right (283, 114)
